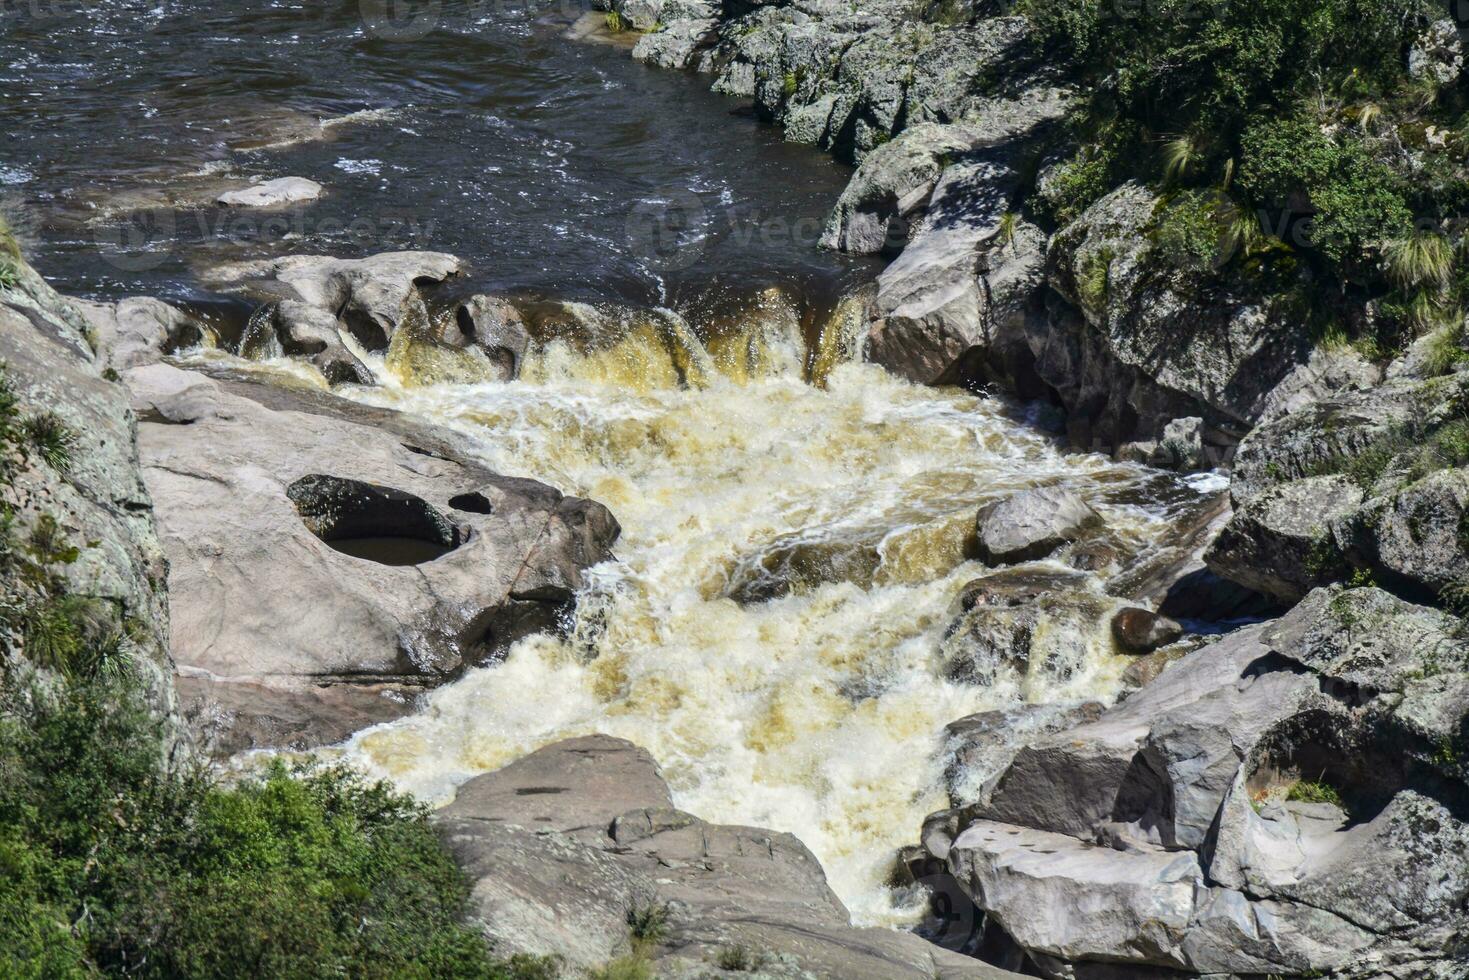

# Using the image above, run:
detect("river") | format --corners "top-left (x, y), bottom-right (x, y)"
top-left (2, 0), bottom-right (1220, 926)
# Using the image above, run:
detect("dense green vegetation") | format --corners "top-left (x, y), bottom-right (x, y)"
top-left (1022, 0), bottom-right (1469, 354)
top-left (0, 675), bottom-right (553, 980)
top-left (0, 363), bottom-right (544, 978)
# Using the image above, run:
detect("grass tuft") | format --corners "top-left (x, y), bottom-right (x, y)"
top-left (21, 412), bottom-right (77, 471)
top-left (1286, 778), bottom-right (1345, 808)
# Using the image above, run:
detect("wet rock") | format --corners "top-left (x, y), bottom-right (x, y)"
top-left (1108, 607), bottom-right (1182, 654)
top-left (633, 11), bottom-right (718, 69)
top-left (1147, 416), bottom-right (1205, 472)
top-left (941, 569), bottom-right (1117, 687)
top-left (129, 362), bottom-right (618, 755)
top-left (0, 258), bottom-right (173, 714)
top-left (240, 300), bottom-right (374, 385)
top-left (974, 486), bottom-right (1102, 565)
top-left (1205, 474), bottom-right (1363, 604)
top-left (436, 294), bottom-right (531, 380)
top-left (438, 735), bottom-right (1021, 980)
top-left (215, 176), bottom-right (323, 208)
top-left (78, 296), bottom-right (213, 370)
top-left (204, 250), bottom-right (463, 352)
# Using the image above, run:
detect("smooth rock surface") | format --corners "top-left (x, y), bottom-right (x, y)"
top-left (130, 361), bottom-right (618, 754)
top-left (974, 486), bottom-right (1102, 565)
top-left (215, 176), bottom-right (323, 208)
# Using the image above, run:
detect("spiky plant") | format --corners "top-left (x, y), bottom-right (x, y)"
top-left (604, 9), bottom-right (627, 32)
top-left (1352, 102), bottom-right (1384, 134)
top-left (997, 211), bottom-right (1019, 252)
top-left (22, 412), bottom-right (78, 471)
top-left (1160, 135), bottom-right (1199, 185)
top-left (1384, 231), bottom-right (1453, 290)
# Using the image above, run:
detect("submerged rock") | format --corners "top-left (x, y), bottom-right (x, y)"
top-left (435, 293), bottom-right (530, 381)
top-left (129, 362), bottom-right (618, 755)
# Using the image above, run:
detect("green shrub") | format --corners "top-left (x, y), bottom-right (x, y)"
top-left (0, 671), bottom-right (537, 979)
top-left (1151, 191), bottom-right (1225, 272)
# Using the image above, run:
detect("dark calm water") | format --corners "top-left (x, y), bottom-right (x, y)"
top-left (0, 0), bottom-right (875, 318)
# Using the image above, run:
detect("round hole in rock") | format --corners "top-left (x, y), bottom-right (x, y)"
top-left (448, 491), bottom-right (494, 514)
top-left (287, 474), bottom-right (464, 566)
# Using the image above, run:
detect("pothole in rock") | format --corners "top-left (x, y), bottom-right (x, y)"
top-left (287, 474), bottom-right (464, 566)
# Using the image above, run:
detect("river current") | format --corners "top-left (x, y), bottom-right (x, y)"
top-left (3, 0), bottom-right (1220, 925)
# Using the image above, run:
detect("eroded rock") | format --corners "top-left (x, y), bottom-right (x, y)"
top-left (129, 362), bottom-right (618, 754)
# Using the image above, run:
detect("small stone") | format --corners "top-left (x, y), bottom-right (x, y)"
top-left (1110, 607), bottom-right (1184, 654)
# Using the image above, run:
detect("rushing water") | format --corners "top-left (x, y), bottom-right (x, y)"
top-left (9, 0), bottom-right (1221, 928)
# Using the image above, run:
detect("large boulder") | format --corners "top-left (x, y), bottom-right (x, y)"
top-left (1204, 473), bottom-right (1363, 603)
top-left (920, 586), bottom-right (1469, 977)
top-left (974, 486), bottom-right (1102, 565)
top-left (437, 735), bottom-right (1021, 980)
top-left (128, 361), bottom-right (619, 754)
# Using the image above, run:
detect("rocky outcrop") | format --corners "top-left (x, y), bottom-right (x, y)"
top-left (1210, 372), bottom-right (1469, 604)
top-left (127, 361), bottom-right (618, 754)
top-left (0, 258), bottom-right (173, 711)
top-left (915, 586), bottom-right (1469, 978)
top-left (438, 734), bottom-right (1022, 979)
top-left (204, 250), bottom-right (463, 353)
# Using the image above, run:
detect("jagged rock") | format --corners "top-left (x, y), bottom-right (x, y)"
top-left (215, 176), bottom-right (323, 208)
top-left (974, 486), bottom-right (1102, 565)
top-left (821, 122), bottom-right (980, 255)
top-left (1340, 466), bottom-right (1469, 599)
top-left (128, 362), bottom-right (618, 755)
top-left (0, 259), bottom-right (173, 714)
top-left (633, 14), bottom-right (717, 69)
top-left (923, 587), bottom-right (1469, 977)
top-left (941, 568), bottom-right (1119, 687)
top-left (435, 294), bottom-right (531, 381)
top-left (438, 735), bottom-right (1021, 980)
top-left (1108, 607), bottom-right (1182, 653)
top-left (239, 300), bottom-right (374, 385)
top-left (203, 250), bottom-right (463, 352)
top-left (864, 89), bottom-right (1070, 387)
top-left (78, 296), bottom-right (213, 371)
top-left (1205, 474), bottom-right (1363, 603)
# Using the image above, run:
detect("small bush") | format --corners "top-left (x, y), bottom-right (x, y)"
top-left (716, 945), bottom-right (760, 971)
top-left (626, 898), bottom-right (671, 947)
top-left (604, 10), bottom-right (627, 33)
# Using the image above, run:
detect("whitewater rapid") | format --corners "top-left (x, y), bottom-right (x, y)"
top-left (213, 302), bottom-right (1208, 924)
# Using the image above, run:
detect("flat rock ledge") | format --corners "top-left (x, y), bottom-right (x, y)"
top-left (126, 360), bottom-right (619, 755)
top-left (437, 734), bottom-right (1023, 980)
